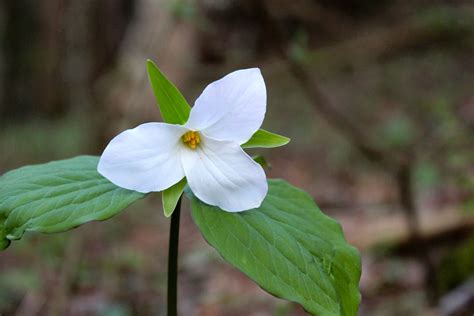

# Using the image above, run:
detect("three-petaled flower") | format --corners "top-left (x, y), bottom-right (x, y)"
top-left (98, 68), bottom-right (268, 212)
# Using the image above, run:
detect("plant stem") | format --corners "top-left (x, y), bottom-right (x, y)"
top-left (167, 196), bottom-right (182, 316)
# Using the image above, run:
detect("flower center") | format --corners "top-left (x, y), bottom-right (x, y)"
top-left (181, 131), bottom-right (201, 149)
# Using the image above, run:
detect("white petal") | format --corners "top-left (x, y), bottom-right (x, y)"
top-left (98, 123), bottom-right (188, 193)
top-left (185, 68), bottom-right (266, 144)
top-left (181, 136), bottom-right (268, 212)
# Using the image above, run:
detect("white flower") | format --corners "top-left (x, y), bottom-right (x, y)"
top-left (98, 68), bottom-right (268, 212)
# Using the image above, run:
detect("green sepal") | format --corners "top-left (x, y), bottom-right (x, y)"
top-left (242, 129), bottom-right (290, 149)
top-left (252, 155), bottom-right (270, 169)
top-left (146, 60), bottom-right (191, 124)
top-left (162, 178), bottom-right (187, 217)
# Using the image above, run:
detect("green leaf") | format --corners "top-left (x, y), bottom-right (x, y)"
top-left (162, 178), bottom-right (187, 217)
top-left (190, 179), bottom-right (361, 315)
top-left (242, 129), bottom-right (290, 149)
top-left (146, 59), bottom-right (191, 124)
top-left (0, 156), bottom-right (145, 250)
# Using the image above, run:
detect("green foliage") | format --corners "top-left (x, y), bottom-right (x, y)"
top-left (0, 268), bottom-right (39, 313)
top-left (0, 112), bottom-right (95, 168)
top-left (190, 179), bottom-right (361, 316)
top-left (376, 116), bottom-right (415, 150)
top-left (162, 178), bottom-right (187, 217)
top-left (289, 29), bottom-right (310, 64)
top-left (252, 155), bottom-right (270, 169)
top-left (146, 60), bottom-right (191, 124)
top-left (242, 129), bottom-right (290, 149)
top-left (415, 161), bottom-right (439, 188)
top-left (0, 156), bottom-right (145, 250)
top-left (459, 176), bottom-right (474, 214)
top-left (170, 0), bottom-right (196, 20)
top-left (436, 234), bottom-right (474, 296)
top-left (417, 6), bottom-right (474, 38)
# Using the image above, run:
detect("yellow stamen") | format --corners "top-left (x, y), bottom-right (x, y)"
top-left (182, 131), bottom-right (201, 149)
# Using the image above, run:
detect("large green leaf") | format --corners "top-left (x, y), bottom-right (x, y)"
top-left (0, 156), bottom-right (145, 250)
top-left (242, 129), bottom-right (290, 149)
top-left (190, 179), bottom-right (361, 315)
top-left (146, 59), bottom-right (191, 124)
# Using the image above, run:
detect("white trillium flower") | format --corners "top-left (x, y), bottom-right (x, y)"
top-left (98, 68), bottom-right (268, 212)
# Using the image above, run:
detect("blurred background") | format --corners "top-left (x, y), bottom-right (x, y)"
top-left (0, 0), bottom-right (473, 315)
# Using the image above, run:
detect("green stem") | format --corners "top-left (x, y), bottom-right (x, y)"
top-left (167, 196), bottom-right (182, 316)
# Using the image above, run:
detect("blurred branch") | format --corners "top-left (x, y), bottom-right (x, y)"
top-left (284, 60), bottom-right (396, 167)
top-left (396, 162), bottom-right (420, 239)
top-left (1, 1), bottom-right (40, 120)
top-left (262, 0), bottom-right (353, 37)
top-left (394, 219), bottom-right (474, 257)
top-left (260, 1), bottom-right (409, 170)
top-left (301, 6), bottom-right (474, 70)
